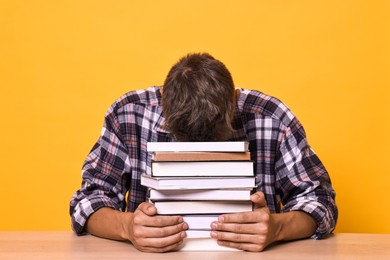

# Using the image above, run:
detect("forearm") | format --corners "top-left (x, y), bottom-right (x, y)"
top-left (86, 207), bottom-right (132, 241)
top-left (273, 211), bottom-right (317, 242)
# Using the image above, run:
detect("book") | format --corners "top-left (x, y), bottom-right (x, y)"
top-left (147, 141), bottom-right (249, 152)
top-left (182, 215), bottom-right (219, 230)
top-left (154, 200), bottom-right (253, 215)
top-left (178, 238), bottom-right (240, 251)
top-left (149, 189), bottom-right (252, 201)
top-left (151, 161), bottom-right (254, 177)
top-left (152, 151), bottom-right (251, 161)
top-left (141, 174), bottom-right (256, 190)
top-left (185, 230), bottom-right (212, 238)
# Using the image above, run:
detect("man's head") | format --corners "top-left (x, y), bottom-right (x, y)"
top-left (162, 53), bottom-right (236, 141)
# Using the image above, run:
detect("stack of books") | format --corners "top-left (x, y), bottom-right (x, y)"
top-left (141, 141), bottom-right (255, 251)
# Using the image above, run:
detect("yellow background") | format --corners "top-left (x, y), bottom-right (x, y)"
top-left (0, 1), bottom-right (389, 233)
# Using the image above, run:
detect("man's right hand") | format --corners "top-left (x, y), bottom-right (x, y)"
top-left (85, 204), bottom-right (187, 253)
top-left (126, 202), bottom-right (188, 252)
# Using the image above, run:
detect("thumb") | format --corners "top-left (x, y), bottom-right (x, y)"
top-left (251, 191), bottom-right (267, 209)
top-left (137, 202), bottom-right (157, 216)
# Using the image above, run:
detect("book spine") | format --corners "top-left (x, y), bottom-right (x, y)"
top-left (151, 161), bottom-right (254, 177)
top-left (178, 238), bottom-right (240, 251)
top-left (140, 174), bottom-right (256, 190)
top-left (182, 215), bottom-right (219, 230)
top-left (149, 189), bottom-right (252, 201)
top-left (154, 201), bottom-right (253, 215)
top-left (147, 141), bottom-right (249, 152)
top-left (152, 151), bottom-right (251, 161)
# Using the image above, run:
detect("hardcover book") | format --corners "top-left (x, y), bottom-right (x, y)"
top-left (178, 238), bottom-right (240, 251)
top-left (182, 215), bottom-right (219, 230)
top-left (154, 200), bottom-right (253, 215)
top-left (152, 151), bottom-right (251, 161)
top-left (147, 141), bottom-right (249, 152)
top-left (151, 160), bottom-right (254, 177)
top-left (149, 189), bottom-right (252, 201)
top-left (185, 230), bottom-right (212, 238)
top-left (141, 174), bottom-right (256, 190)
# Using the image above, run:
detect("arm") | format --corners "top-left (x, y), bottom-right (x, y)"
top-left (86, 204), bottom-right (188, 253)
top-left (211, 117), bottom-right (337, 251)
top-left (70, 104), bottom-right (187, 252)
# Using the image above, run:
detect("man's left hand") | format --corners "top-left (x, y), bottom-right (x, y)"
top-left (210, 191), bottom-right (280, 251)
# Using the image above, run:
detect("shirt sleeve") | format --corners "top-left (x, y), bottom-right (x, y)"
top-left (69, 107), bottom-right (131, 235)
top-left (275, 126), bottom-right (338, 239)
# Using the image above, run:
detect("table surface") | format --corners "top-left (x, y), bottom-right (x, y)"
top-left (0, 231), bottom-right (389, 260)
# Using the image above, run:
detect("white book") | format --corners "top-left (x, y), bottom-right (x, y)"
top-left (186, 230), bottom-right (212, 238)
top-left (141, 174), bottom-right (256, 190)
top-left (151, 161), bottom-right (254, 177)
top-left (154, 200), bottom-right (253, 215)
top-left (152, 151), bottom-right (251, 161)
top-left (178, 238), bottom-right (240, 251)
top-left (182, 215), bottom-right (219, 230)
top-left (150, 189), bottom-right (252, 201)
top-left (147, 141), bottom-right (249, 152)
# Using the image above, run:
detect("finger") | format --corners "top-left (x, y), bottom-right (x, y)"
top-left (216, 240), bottom-right (266, 252)
top-left (137, 239), bottom-right (185, 253)
top-left (251, 192), bottom-right (267, 208)
top-left (138, 229), bottom-right (186, 249)
top-left (135, 214), bottom-right (184, 227)
top-left (211, 222), bottom-right (267, 234)
top-left (137, 202), bottom-right (158, 216)
top-left (139, 222), bottom-right (188, 238)
top-left (211, 230), bottom-right (260, 244)
top-left (218, 210), bottom-right (268, 223)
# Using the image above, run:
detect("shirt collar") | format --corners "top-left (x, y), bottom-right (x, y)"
top-left (229, 103), bottom-right (248, 141)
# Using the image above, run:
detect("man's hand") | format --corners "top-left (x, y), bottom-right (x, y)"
top-left (127, 202), bottom-right (188, 252)
top-left (210, 191), bottom-right (317, 252)
top-left (210, 191), bottom-right (280, 251)
top-left (86, 204), bottom-right (188, 253)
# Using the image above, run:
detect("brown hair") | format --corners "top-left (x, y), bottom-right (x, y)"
top-left (162, 53), bottom-right (235, 141)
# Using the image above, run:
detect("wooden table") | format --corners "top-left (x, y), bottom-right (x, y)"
top-left (0, 231), bottom-right (389, 259)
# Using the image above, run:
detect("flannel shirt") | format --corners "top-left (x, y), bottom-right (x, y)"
top-left (70, 86), bottom-right (337, 239)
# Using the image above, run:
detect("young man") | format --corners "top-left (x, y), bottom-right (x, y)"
top-left (70, 53), bottom-right (337, 252)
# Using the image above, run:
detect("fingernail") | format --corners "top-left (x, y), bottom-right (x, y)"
top-left (211, 222), bottom-right (218, 229)
top-left (181, 231), bottom-right (187, 238)
top-left (218, 216), bottom-right (224, 222)
top-left (178, 216), bottom-right (183, 223)
top-left (210, 231), bottom-right (217, 238)
top-left (182, 222), bottom-right (189, 230)
top-left (147, 206), bottom-right (154, 213)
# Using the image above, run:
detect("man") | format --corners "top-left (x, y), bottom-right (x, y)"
top-left (70, 53), bottom-right (337, 252)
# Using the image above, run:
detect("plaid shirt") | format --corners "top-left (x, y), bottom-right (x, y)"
top-left (70, 86), bottom-right (337, 239)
